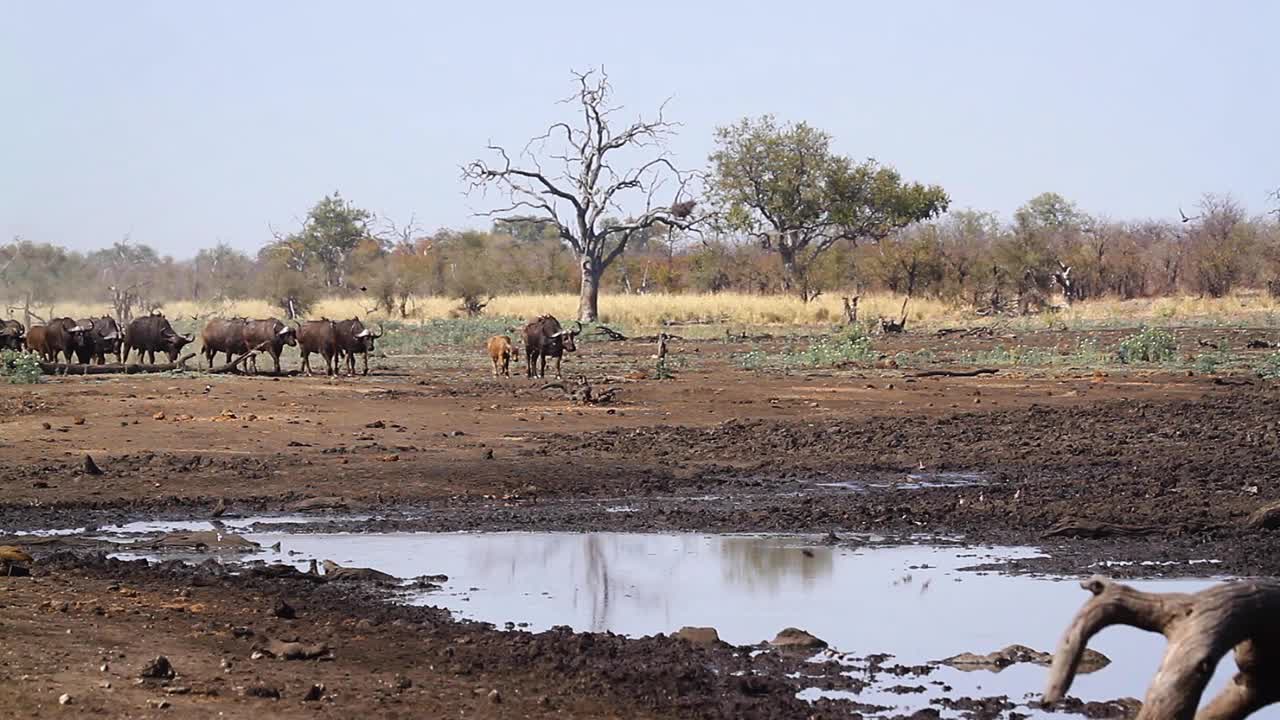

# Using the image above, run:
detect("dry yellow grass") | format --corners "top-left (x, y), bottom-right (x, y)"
top-left (9, 291), bottom-right (1280, 332)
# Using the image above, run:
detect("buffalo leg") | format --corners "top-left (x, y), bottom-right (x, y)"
top-left (526, 348), bottom-right (535, 378)
top-left (300, 351), bottom-right (311, 376)
top-left (362, 351), bottom-right (368, 376)
top-left (554, 355), bottom-right (562, 380)
top-left (272, 350), bottom-right (281, 374)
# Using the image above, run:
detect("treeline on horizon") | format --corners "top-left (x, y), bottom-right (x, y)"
top-left (2, 189), bottom-right (1278, 323)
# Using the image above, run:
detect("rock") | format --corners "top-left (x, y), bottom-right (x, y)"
top-left (450, 430), bottom-right (465, 437)
top-left (365, 420), bottom-right (386, 429)
top-left (940, 644), bottom-right (1110, 674)
top-left (140, 656), bottom-right (176, 680)
top-left (243, 685), bottom-right (281, 699)
top-left (41, 422), bottom-right (52, 430)
top-left (82, 454), bottom-right (104, 476)
top-left (72, 416), bottom-right (85, 425)
top-left (59, 693), bottom-right (73, 705)
top-left (769, 627), bottom-right (827, 650)
top-left (152, 411), bottom-right (165, 421)
top-left (393, 674), bottom-right (412, 690)
top-left (271, 599), bottom-right (296, 619)
top-left (146, 699), bottom-right (170, 710)
top-left (675, 626), bottom-right (721, 646)
top-left (303, 683), bottom-right (325, 702)
top-left (488, 689), bottom-right (502, 704)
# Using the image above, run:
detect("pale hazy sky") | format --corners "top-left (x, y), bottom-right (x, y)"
top-left (2, 1), bottom-right (1276, 258)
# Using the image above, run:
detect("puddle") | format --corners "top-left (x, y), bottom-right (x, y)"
top-left (106, 530), bottom-right (1260, 717)
top-left (818, 471), bottom-right (989, 492)
top-left (16, 515), bottom-right (375, 538)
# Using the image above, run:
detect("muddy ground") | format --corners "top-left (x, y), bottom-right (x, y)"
top-left (2, 327), bottom-right (1277, 717)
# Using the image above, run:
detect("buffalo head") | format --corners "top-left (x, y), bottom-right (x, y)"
top-left (550, 321), bottom-right (582, 352)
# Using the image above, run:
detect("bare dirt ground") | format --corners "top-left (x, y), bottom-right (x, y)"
top-left (2, 327), bottom-right (1278, 718)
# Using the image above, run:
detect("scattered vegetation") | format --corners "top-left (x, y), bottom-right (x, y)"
top-left (738, 326), bottom-right (875, 370)
top-left (0, 350), bottom-right (41, 384)
top-left (1256, 352), bottom-right (1280, 380)
top-left (1116, 327), bottom-right (1178, 364)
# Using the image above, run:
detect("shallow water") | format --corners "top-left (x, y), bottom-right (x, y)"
top-left (206, 531), bottom-right (1265, 717)
top-left (106, 528), bottom-right (1268, 718)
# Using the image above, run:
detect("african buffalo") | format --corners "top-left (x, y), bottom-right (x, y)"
top-left (485, 335), bottom-right (517, 378)
top-left (241, 318), bottom-right (297, 374)
top-left (523, 315), bottom-right (580, 379)
top-left (200, 318), bottom-right (249, 368)
top-left (296, 319), bottom-right (338, 376)
top-left (0, 320), bottom-right (25, 352)
top-left (75, 316), bottom-right (122, 364)
top-left (25, 326), bottom-right (47, 359)
top-left (122, 313), bottom-right (193, 364)
top-left (41, 318), bottom-right (90, 364)
top-left (333, 318), bottom-right (381, 376)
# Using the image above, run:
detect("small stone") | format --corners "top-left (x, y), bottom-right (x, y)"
top-left (243, 685), bottom-right (281, 699)
top-left (140, 655), bottom-right (175, 680)
top-left (100, 662), bottom-right (110, 672)
top-left (450, 430), bottom-right (465, 437)
top-left (98, 681), bottom-right (112, 689)
top-left (59, 693), bottom-right (73, 705)
top-left (41, 422), bottom-right (52, 430)
top-left (146, 699), bottom-right (170, 709)
top-left (488, 689), bottom-right (502, 704)
top-left (152, 411), bottom-right (165, 420)
top-left (271, 599), bottom-right (296, 619)
top-left (303, 683), bottom-right (325, 702)
top-left (393, 674), bottom-right (412, 690)
top-left (72, 416), bottom-right (85, 425)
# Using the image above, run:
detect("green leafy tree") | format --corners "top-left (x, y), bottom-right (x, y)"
top-left (708, 116), bottom-right (949, 301)
top-left (274, 192), bottom-right (375, 289)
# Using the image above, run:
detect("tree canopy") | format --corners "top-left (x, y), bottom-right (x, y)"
top-left (708, 115), bottom-right (949, 300)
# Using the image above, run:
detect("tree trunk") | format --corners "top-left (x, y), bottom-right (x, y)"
top-left (577, 256), bottom-right (601, 323)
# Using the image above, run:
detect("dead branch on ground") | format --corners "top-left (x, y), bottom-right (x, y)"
top-left (541, 376), bottom-right (618, 405)
top-left (910, 368), bottom-right (1000, 379)
top-left (1043, 575), bottom-right (1280, 720)
top-left (1040, 520), bottom-right (1160, 539)
top-left (592, 325), bottom-right (628, 341)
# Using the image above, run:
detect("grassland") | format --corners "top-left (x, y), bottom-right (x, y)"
top-left (10, 291), bottom-right (1280, 336)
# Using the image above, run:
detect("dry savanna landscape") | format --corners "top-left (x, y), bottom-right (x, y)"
top-left (5, 5), bottom-right (1280, 718)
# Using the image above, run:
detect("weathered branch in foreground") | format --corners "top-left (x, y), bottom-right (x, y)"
top-left (38, 354), bottom-right (197, 375)
top-left (1044, 575), bottom-right (1280, 720)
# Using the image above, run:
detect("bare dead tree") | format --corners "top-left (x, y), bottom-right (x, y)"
top-left (1044, 575), bottom-right (1280, 720)
top-left (841, 296), bottom-right (859, 325)
top-left (463, 68), bottom-right (708, 323)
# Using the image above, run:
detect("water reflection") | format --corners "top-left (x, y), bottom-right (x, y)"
top-left (221, 531), bottom-right (1255, 712)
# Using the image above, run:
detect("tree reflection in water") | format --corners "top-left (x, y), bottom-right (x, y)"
top-left (718, 538), bottom-right (834, 593)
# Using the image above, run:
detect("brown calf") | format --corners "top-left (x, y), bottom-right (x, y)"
top-left (485, 335), bottom-right (518, 378)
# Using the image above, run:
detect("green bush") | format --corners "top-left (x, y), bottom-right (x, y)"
top-left (0, 350), bottom-right (42, 384)
top-left (1116, 327), bottom-right (1177, 364)
top-left (1256, 352), bottom-right (1280, 380)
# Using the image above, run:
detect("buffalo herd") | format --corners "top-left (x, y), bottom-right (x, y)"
top-left (5, 312), bottom-right (585, 380)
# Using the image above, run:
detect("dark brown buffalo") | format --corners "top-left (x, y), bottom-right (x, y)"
top-left (75, 316), bottom-right (122, 364)
top-left (0, 319), bottom-right (24, 352)
top-left (296, 319), bottom-right (338, 376)
top-left (523, 315), bottom-right (580, 379)
top-left (333, 318), bottom-right (382, 376)
top-left (40, 318), bottom-right (90, 363)
top-left (122, 313), bottom-right (193, 364)
top-left (200, 318), bottom-right (249, 368)
top-left (240, 318), bottom-right (297, 374)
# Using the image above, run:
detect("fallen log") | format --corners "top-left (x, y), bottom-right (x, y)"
top-left (1040, 520), bottom-right (1159, 539)
top-left (37, 353), bottom-right (197, 375)
top-left (910, 368), bottom-right (1000, 378)
top-left (1044, 575), bottom-right (1280, 720)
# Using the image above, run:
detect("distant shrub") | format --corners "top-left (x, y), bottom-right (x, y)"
top-left (0, 350), bottom-right (41, 384)
top-left (1256, 352), bottom-right (1280, 380)
top-left (1116, 327), bottom-right (1177, 364)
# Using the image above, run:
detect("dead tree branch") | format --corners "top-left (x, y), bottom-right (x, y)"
top-left (1043, 575), bottom-right (1280, 720)
top-left (909, 368), bottom-right (1000, 379)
